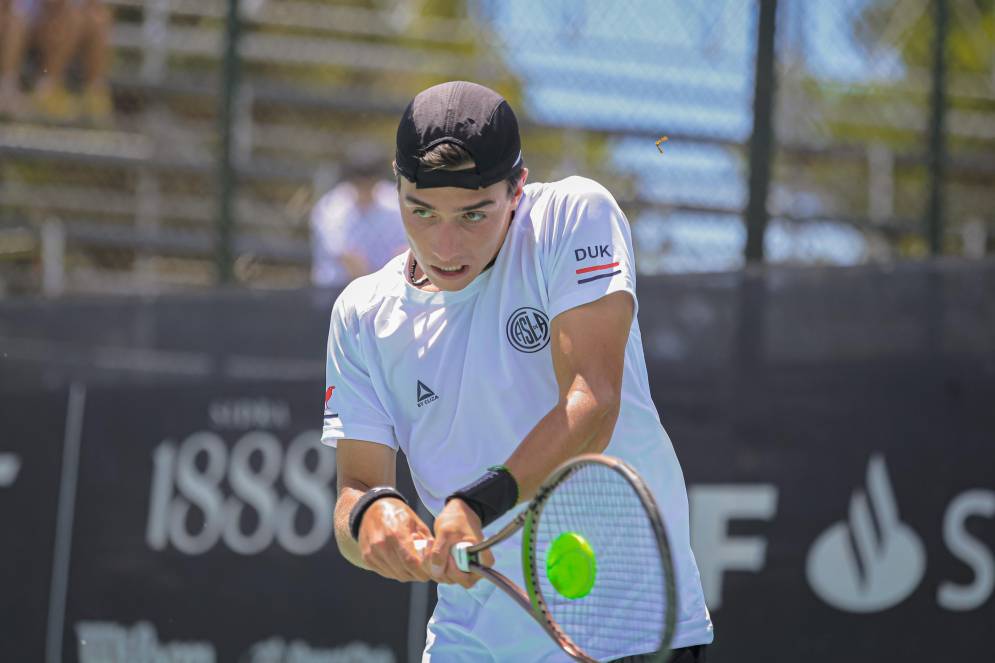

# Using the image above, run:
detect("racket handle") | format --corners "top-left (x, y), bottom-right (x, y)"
top-left (452, 541), bottom-right (472, 573)
top-left (410, 539), bottom-right (473, 573)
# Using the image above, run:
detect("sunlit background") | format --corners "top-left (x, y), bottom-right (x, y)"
top-left (1, 0), bottom-right (991, 294)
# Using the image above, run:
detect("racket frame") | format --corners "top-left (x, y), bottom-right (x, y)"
top-left (457, 453), bottom-right (678, 663)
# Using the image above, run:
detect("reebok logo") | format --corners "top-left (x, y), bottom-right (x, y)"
top-left (416, 381), bottom-right (438, 408)
top-left (806, 454), bottom-right (926, 612)
top-left (0, 453), bottom-right (21, 488)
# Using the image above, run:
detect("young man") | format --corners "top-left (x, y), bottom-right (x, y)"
top-left (324, 81), bottom-right (713, 661)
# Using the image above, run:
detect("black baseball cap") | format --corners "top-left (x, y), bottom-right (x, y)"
top-left (395, 81), bottom-right (523, 190)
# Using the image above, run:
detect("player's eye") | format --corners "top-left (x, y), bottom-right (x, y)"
top-left (411, 208), bottom-right (433, 219)
top-left (463, 211), bottom-right (486, 223)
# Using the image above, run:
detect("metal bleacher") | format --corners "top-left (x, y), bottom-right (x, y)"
top-left (0, 0), bottom-right (505, 295)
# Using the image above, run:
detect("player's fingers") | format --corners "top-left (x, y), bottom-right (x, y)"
top-left (421, 545), bottom-right (439, 579)
top-left (363, 541), bottom-right (402, 580)
top-left (446, 557), bottom-right (478, 588)
top-left (404, 531), bottom-right (435, 582)
top-left (411, 535), bottom-right (433, 569)
top-left (368, 538), bottom-right (422, 582)
top-left (432, 553), bottom-right (475, 588)
top-left (478, 547), bottom-right (495, 568)
top-left (388, 549), bottom-right (429, 583)
top-left (428, 537), bottom-right (454, 580)
top-left (399, 543), bottom-right (433, 582)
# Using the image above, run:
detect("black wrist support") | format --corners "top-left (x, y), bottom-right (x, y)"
top-left (349, 486), bottom-right (409, 541)
top-left (446, 465), bottom-right (520, 528)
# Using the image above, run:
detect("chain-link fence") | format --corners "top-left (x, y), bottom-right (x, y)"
top-left (0, 0), bottom-right (991, 296)
top-left (773, 0), bottom-right (994, 264)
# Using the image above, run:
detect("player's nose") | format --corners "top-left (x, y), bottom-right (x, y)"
top-left (432, 227), bottom-right (463, 264)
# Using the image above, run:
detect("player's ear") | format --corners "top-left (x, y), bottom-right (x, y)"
top-left (512, 167), bottom-right (529, 203)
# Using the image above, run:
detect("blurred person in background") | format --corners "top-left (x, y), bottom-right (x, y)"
top-left (0, 0), bottom-right (112, 124)
top-left (0, 0), bottom-right (31, 117)
top-left (310, 145), bottom-right (408, 288)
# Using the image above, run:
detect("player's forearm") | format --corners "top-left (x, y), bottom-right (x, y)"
top-left (334, 485), bottom-right (371, 570)
top-left (504, 387), bottom-right (620, 502)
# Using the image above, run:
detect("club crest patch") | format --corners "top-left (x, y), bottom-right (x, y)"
top-left (506, 307), bottom-right (551, 353)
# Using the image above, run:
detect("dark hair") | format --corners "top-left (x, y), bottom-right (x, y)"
top-left (395, 142), bottom-right (524, 197)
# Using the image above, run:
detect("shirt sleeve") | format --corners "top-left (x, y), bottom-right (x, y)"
top-left (540, 178), bottom-right (638, 321)
top-left (322, 295), bottom-right (397, 449)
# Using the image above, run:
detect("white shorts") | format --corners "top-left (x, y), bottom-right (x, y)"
top-left (422, 549), bottom-right (572, 662)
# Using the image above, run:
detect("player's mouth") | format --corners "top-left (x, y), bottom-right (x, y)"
top-left (430, 264), bottom-right (469, 279)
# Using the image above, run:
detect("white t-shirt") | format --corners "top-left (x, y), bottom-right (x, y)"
top-left (323, 176), bottom-right (713, 648)
top-left (310, 180), bottom-right (408, 287)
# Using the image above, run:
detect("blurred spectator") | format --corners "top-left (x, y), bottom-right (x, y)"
top-left (0, 0), bottom-right (31, 117)
top-left (0, 0), bottom-right (112, 124)
top-left (310, 148), bottom-right (408, 288)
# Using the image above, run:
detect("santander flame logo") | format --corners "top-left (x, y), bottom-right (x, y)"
top-left (806, 454), bottom-right (926, 612)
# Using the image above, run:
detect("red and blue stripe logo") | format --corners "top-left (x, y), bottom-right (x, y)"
top-left (575, 261), bottom-right (621, 284)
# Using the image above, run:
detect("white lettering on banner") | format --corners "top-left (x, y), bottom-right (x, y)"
top-left (76, 621), bottom-right (214, 663)
top-left (145, 430), bottom-right (335, 556)
top-left (938, 490), bottom-right (995, 611)
top-left (246, 637), bottom-right (395, 663)
top-left (209, 398), bottom-right (291, 430)
top-left (689, 484), bottom-right (778, 610)
top-left (0, 453), bottom-right (20, 487)
top-left (806, 455), bottom-right (926, 612)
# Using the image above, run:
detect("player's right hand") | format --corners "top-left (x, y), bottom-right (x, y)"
top-left (357, 498), bottom-right (434, 583)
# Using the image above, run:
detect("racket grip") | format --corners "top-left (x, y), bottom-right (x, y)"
top-left (452, 541), bottom-right (472, 573)
top-left (411, 539), bottom-right (473, 572)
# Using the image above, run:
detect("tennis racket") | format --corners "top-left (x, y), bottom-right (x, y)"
top-left (415, 453), bottom-right (677, 663)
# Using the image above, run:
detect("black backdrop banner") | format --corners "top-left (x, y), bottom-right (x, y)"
top-left (671, 359), bottom-right (995, 662)
top-left (1, 260), bottom-right (993, 662)
top-left (59, 382), bottom-right (414, 662)
top-left (0, 389), bottom-right (69, 662)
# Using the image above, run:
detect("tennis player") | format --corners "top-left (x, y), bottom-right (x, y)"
top-left (325, 81), bottom-right (713, 662)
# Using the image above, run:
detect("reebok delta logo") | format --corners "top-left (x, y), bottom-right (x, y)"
top-left (806, 454), bottom-right (926, 612)
top-left (417, 381), bottom-right (438, 407)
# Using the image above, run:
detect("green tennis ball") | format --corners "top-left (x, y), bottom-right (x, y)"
top-left (546, 531), bottom-right (597, 600)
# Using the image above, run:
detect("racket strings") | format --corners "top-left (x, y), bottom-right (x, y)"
top-left (533, 463), bottom-right (671, 661)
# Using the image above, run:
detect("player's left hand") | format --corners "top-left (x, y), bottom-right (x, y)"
top-left (426, 498), bottom-right (495, 588)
